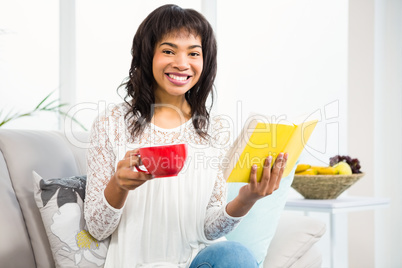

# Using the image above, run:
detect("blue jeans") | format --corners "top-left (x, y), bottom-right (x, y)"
top-left (189, 241), bottom-right (258, 268)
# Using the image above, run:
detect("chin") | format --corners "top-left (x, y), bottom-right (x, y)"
top-left (165, 87), bottom-right (191, 96)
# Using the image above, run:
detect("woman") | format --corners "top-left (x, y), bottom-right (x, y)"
top-left (84, 4), bottom-right (287, 267)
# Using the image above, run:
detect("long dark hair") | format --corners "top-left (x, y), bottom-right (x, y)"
top-left (121, 4), bottom-right (217, 139)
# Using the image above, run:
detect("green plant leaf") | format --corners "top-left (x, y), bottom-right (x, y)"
top-left (35, 90), bottom-right (55, 110)
top-left (0, 91), bottom-right (87, 131)
top-left (59, 111), bottom-right (88, 131)
top-left (42, 99), bottom-right (59, 110)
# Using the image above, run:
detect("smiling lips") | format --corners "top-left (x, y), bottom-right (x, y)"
top-left (165, 73), bottom-right (191, 85)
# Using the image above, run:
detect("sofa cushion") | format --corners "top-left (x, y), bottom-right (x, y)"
top-left (289, 245), bottom-right (322, 268)
top-left (33, 171), bottom-right (109, 267)
top-left (225, 166), bottom-right (296, 267)
top-left (263, 212), bottom-right (326, 268)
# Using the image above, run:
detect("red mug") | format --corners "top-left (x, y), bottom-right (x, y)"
top-left (134, 143), bottom-right (188, 178)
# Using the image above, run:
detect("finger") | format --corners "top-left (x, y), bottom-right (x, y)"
top-left (130, 154), bottom-right (143, 168)
top-left (260, 155), bottom-right (272, 187)
top-left (274, 153), bottom-right (288, 190)
top-left (128, 149), bottom-right (145, 165)
top-left (117, 149), bottom-right (144, 170)
top-left (131, 170), bottom-right (154, 181)
top-left (124, 148), bottom-right (140, 159)
top-left (118, 167), bottom-right (146, 182)
top-left (249, 164), bottom-right (258, 187)
top-left (271, 153), bottom-right (283, 178)
top-left (276, 153), bottom-right (287, 178)
top-left (117, 155), bottom-right (141, 170)
top-left (116, 168), bottom-right (154, 190)
top-left (268, 153), bottom-right (284, 193)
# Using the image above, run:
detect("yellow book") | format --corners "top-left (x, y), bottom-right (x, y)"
top-left (224, 116), bottom-right (318, 183)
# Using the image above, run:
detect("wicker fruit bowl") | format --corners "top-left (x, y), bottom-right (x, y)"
top-left (291, 173), bottom-right (365, 199)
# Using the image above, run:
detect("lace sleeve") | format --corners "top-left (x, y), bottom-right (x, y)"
top-left (204, 116), bottom-right (244, 240)
top-left (84, 111), bottom-right (123, 241)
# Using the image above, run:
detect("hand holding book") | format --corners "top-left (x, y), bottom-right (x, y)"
top-left (224, 113), bottom-right (317, 217)
top-left (225, 152), bottom-right (288, 217)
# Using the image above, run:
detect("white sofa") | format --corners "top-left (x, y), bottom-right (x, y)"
top-left (0, 129), bottom-right (326, 267)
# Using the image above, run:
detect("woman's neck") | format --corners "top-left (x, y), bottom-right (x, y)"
top-left (152, 93), bottom-right (192, 129)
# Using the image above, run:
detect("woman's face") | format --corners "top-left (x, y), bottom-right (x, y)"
top-left (152, 31), bottom-right (203, 98)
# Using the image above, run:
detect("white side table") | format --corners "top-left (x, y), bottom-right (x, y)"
top-left (285, 196), bottom-right (390, 268)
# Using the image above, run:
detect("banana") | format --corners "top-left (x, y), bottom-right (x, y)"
top-left (311, 166), bottom-right (339, 175)
top-left (295, 168), bottom-right (318, 175)
top-left (295, 164), bottom-right (311, 173)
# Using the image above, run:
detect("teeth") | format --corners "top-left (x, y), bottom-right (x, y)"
top-left (168, 74), bottom-right (188, 81)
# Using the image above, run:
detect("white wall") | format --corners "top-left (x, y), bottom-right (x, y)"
top-left (216, 0), bottom-right (348, 164)
top-left (215, 1), bottom-right (348, 267)
top-left (374, 0), bottom-right (402, 267)
top-left (0, 0), bottom-right (59, 130)
top-left (348, 1), bottom-right (376, 267)
top-left (373, 1), bottom-right (402, 266)
top-left (348, 0), bottom-right (402, 267)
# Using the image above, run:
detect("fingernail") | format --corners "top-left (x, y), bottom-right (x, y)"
top-left (265, 156), bottom-right (272, 167)
top-left (252, 165), bottom-right (257, 170)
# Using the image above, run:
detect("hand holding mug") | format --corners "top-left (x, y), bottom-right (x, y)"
top-left (113, 149), bottom-right (155, 191)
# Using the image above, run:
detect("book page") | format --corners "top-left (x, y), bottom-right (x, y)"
top-left (224, 114), bottom-right (318, 183)
top-left (226, 122), bottom-right (296, 183)
top-left (282, 119), bottom-right (318, 177)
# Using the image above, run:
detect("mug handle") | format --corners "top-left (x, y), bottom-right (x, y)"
top-left (133, 153), bottom-right (151, 175)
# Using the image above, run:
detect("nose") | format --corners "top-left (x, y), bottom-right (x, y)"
top-left (172, 53), bottom-right (189, 70)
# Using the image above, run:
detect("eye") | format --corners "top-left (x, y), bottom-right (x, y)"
top-left (163, 50), bottom-right (174, 55)
top-left (189, 52), bottom-right (201, 57)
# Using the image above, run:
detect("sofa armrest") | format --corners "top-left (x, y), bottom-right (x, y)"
top-left (0, 150), bottom-right (36, 267)
top-left (263, 212), bottom-right (326, 268)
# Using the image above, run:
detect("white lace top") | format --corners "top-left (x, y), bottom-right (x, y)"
top-left (84, 103), bottom-right (243, 268)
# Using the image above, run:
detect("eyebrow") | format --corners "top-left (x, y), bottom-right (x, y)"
top-left (159, 42), bottom-right (202, 49)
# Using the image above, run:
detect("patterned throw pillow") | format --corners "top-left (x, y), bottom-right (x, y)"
top-left (33, 171), bottom-right (110, 267)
